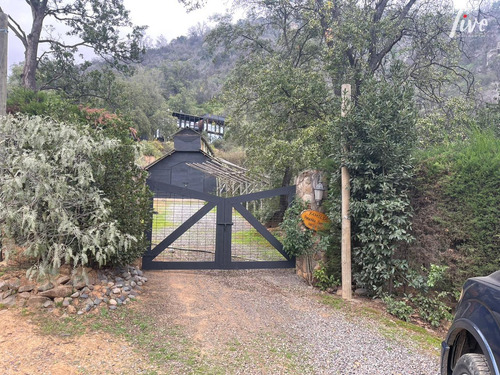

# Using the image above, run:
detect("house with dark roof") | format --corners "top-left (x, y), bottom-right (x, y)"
top-left (172, 111), bottom-right (225, 139)
top-left (145, 128), bottom-right (216, 194)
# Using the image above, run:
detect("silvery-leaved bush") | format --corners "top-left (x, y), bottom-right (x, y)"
top-left (0, 115), bottom-right (135, 279)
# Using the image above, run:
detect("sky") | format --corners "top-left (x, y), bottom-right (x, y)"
top-left (2, 0), bottom-right (233, 69)
top-left (1, 0), bottom-right (475, 70)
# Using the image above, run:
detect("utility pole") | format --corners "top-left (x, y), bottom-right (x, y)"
top-left (0, 11), bottom-right (7, 117)
top-left (341, 83), bottom-right (352, 300)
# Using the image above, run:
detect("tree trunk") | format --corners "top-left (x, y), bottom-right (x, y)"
top-left (276, 167), bottom-right (293, 223)
top-left (22, 2), bottom-right (46, 91)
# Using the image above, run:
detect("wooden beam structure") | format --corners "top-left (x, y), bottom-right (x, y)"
top-left (186, 158), bottom-right (268, 199)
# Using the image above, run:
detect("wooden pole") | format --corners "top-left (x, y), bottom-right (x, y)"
top-left (0, 12), bottom-right (7, 117)
top-left (341, 83), bottom-right (352, 300)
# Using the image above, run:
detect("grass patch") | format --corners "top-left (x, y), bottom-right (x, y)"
top-left (319, 294), bottom-right (347, 310)
top-left (226, 339), bottom-right (241, 352)
top-left (232, 228), bottom-right (271, 247)
top-left (376, 316), bottom-right (442, 354)
top-left (37, 314), bottom-right (87, 336)
top-left (36, 305), bottom-right (224, 374)
top-left (319, 295), bottom-right (441, 356)
top-left (152, 215), bottom-right (175, 231)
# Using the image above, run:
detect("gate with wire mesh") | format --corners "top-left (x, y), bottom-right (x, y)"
top-left (142, 181), bottom-right (295, 270)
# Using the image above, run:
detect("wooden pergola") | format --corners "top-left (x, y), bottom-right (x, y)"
top-left (186, 158), bottom-right (268, 198)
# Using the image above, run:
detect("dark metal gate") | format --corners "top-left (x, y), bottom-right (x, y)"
top-left (142, 181), bottom-right (295, 270)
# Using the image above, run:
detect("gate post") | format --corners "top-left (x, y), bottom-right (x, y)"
top-left (294, 170), bottom-right (328, 283)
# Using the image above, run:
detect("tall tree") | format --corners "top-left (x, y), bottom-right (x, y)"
top-left (0, 0), bottom-right (146, 91)
top-left (210, 0), bottom-right (469, 293)
top-left (209, 0), bottom-right (329, 188)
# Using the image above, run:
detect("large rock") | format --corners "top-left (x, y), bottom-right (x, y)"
top-left (18, 284), bottom-right (35, 293)
top-left (0, 295), bottom-right (17, 307)
top-left (7, 278), bottom-right (21, 291)
top-left (27, 296), bottom-right (51, 308)
top-left (56, 275), bottom-right (71, 285)
top-left (73, 280), bottom-right (86, 290)
top-left (37, 281), bottom-right (54, 292)
top-left (39, 285), bottom-right (73, 299)
top-left (1, 290), bottom-right (12, 299)
top-left (0, 280), bottom-right (8, 292)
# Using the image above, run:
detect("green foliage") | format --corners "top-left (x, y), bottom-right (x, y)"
top-left (410, 294), bottom-right (453, 328)
top-left (382, 296), bottom-right (414, 322)
top-left (140, 140), bottom-right (165, 158)
top-left (0, 115), bottom-right (136, 277)
top-left (222, 55), bottom-right (330, 187)
top-left (7, 91), bottom-right (153, 268)
top-left (4, 0), bottom-right (145, 90)
top-left (313, 264), bottom-right (339, 291)
top-left (328, 77), bottom-right (416, 296)
top-left (416, 98), bottom-right (478, 147)
top-left (106, 68), bottom-right (178, 139)
top-left (426, 264), bottom-right (448, 289)
top-left (281, 201), bottom-right (314, 258)
top-left (416, 130), bottom-right (500, 286)
top-left (7, 88), bottom-right (82, 122)
top-left (94, 145), bottom-right (152, 266)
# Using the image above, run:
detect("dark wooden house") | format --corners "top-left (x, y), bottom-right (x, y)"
top-left (146, 128), bottom-right (216, 194)
top-left (172, 111), bottom-right (225, 139)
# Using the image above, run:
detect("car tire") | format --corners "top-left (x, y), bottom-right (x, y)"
top-left (453, 354), bottom-right (491, 375)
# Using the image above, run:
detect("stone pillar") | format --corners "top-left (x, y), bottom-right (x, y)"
top-left (295, 170), bottom-right (328, 283)
top-left (295, 170), bottom-right (328, 213)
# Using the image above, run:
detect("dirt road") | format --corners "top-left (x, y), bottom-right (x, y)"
top-left (0, 268), bottom-right (440, 374)
top-left (139, 269), bottom-right (440, 375)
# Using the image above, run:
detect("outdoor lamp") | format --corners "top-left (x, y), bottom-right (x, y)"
top-left (313, 181), bottom-right (325, 205)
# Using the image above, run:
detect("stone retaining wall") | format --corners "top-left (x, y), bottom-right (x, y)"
top-left (0, 265), bottom-right (147, 315)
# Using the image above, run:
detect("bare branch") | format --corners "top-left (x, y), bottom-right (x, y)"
top-left (7, 15), bottom-right (28, 47)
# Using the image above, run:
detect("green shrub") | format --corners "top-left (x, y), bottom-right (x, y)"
top-left (7, 88), bottom-right (82, 122)
top-left (313, 264), bottom-right (339, 291)
top-left (140, 140), bottom-right (164, 158)
top-left (426, 264), bottom-right (448, 289)
top-left (415, 130), bottom-right (500, 288)
top-left (382, 296), bottom-right (414, 322)
top-left (281, 200), bottom-right (314, 258)
top-left (410, 294), bottom-right (453, 328)
top-left (0, 115), bottom-right (139, 277)
top-left (6, 91), bottom-right (153, 269)
top-left (94, 145), bottom-right (152, 266)
top-left (332, 78), bottom-right (416, 296)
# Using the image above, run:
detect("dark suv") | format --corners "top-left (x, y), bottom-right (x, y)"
top-left (441, 270), bottom-right (500, 375)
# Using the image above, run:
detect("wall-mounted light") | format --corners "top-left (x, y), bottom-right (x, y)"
top-left (313, 176), bottom-right (325, 206)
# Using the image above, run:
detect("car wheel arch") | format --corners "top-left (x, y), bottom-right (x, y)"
top-left (446, 319), bottom-right (499, 375)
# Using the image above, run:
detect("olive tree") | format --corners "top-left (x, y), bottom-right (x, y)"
top-left (0, 0), bottom-right (146, 91)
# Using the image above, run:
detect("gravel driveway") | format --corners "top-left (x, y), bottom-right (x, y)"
top-left (140, 269), bottom-right (440, 375)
